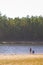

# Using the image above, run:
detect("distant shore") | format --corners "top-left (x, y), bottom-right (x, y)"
top-left (0, 41), bottom-right (43, 45)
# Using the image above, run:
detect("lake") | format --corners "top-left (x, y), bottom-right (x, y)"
top-left (0, 45), bottom-right (43, 54)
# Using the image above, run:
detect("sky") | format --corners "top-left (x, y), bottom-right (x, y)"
top-left (0, 0), bottom-right (43, 18)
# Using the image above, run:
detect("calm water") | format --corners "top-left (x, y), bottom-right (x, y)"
top-left (0, 45), bottom-right (43, 54)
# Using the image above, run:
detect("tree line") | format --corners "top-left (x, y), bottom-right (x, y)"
top-left (0, 13), bottom-right (43, 41)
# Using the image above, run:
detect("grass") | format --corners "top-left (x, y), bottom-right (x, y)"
top-left (0, 58), bottom-right (43, 65)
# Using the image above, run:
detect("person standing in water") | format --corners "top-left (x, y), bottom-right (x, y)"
top-left (30, 48), bottom-right (32, 53)
top-left (32, 50), bottom-right (35, 54)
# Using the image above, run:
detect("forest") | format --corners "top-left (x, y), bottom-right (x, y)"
top-left (0, 13), bottom-right (43, 42)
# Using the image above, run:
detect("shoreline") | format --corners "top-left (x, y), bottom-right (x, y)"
top-left (0, 41), bottom-right (43, 45)
top-left (0, 54), bottom-right (43, 60)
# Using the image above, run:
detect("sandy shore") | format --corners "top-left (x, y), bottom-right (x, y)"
top-left (0, 54), bottom-right (43, 60)
top-left (0, 54), bottom-right (43, 65)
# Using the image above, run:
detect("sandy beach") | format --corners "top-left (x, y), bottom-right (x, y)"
top-left (0, 54), bottom-right (43, 65)
top-left (0, 54), bottom-right (43, 59)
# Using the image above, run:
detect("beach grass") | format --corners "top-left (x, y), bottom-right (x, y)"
top-left (0, 54), bottom-right (43, 65)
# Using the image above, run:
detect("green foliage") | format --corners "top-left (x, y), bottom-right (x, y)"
top-left (0, 13), bottom-right (43, 41)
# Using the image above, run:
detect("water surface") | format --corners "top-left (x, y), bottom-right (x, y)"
top-left (0, 45), bottom-right (43, 54)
